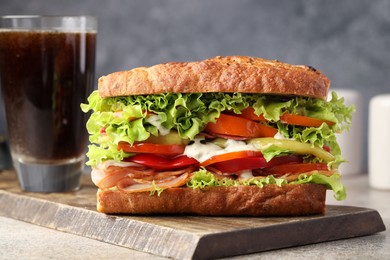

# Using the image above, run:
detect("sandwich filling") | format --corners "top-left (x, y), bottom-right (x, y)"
top-left (81, 91), bottom-right (353, 200)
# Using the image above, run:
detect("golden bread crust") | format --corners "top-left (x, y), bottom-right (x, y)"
top-left (98, 56), bottom-right (330, 99)
top-left (97, 184), bottom-right (326, 216)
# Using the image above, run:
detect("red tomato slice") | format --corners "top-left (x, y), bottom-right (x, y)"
top-left (263, 155), bottom-right (304, 168)
top-left (200, 150), bottom-right (263, 167)
top-left (238, 107), bottom-right (267, 121)
top-left (280, 113), bottom-right (335, 127)
top-left (210, 155), bottom-right (303, 173)
top-left (126, 154), bottom-right (199, 170)
top-left (210, 156), bottom-right (267, 173)
top-left (117, 141), bottom-right (185, 156)
top-left (262, 163), bottom-right (329, 176)
top-left (204, 114), bottom-right (278, 138)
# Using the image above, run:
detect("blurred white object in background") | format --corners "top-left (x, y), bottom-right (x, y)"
top-left (329, 88), bottom-right (363, 176)
top-left (369, 94), bottom-right (390, 190)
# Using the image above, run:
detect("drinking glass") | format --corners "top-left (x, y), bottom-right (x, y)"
top-left (0, 15), bottom-right (97, 192)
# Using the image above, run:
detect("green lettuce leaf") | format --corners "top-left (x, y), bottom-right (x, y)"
top-left (253, 92), bottom-right (354, 167)
top-left (81, 91), bottom-right (253, 165)
top-left (261, 145), bottom-right (292, 162)
top-left (251, 92), bottom-right (354, 132)
top-left (291, 172), bottom-right (346, 200)
top-left (186, 169), bottom-right (346, 200)
top-left (186, 169), bottom-right (240, 188)
top-left (81, 91), bottom-right (353, 166)
top-left (276, 122), bottom-right (344, 167)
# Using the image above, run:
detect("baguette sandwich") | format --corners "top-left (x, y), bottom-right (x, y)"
top-left (81, 56), bottom-right (353, 216)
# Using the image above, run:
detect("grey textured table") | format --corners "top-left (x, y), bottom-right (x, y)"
top-left (1, 173), bottom-right (389, 260)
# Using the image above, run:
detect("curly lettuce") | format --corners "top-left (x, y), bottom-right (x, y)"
top-left (81, 91), bottom-right (353, 166)
top-left (187, 169), bottom-right (346, 200)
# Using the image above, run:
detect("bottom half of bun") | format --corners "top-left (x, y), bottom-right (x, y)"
top-left (97, 184), bottom-right (326, 216)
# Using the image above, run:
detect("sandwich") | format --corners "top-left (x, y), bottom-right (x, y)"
top-left (81, 56), bottom-right (353, 216)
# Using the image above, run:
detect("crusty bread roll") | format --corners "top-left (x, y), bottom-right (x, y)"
top-left (98, 56), bottom-right (330, 99)
top-left (85, 56), bottom-right (344, 216)
top-left (97, 184), bottom-right (326, 216)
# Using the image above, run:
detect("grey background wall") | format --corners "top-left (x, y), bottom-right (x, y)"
top-left (1, 0), bottom-right (390, 171)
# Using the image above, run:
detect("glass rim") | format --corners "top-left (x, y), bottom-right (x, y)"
top-left (0, 15), bottom-right (97, 31)
top-left (0, 15), bottom-right (96, 20)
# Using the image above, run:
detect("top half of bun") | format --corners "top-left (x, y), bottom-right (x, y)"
top-left (98, 56), bottom-right (330, 100)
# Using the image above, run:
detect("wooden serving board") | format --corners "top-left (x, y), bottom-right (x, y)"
top-left (0, 170), bottom-right (386, 259)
